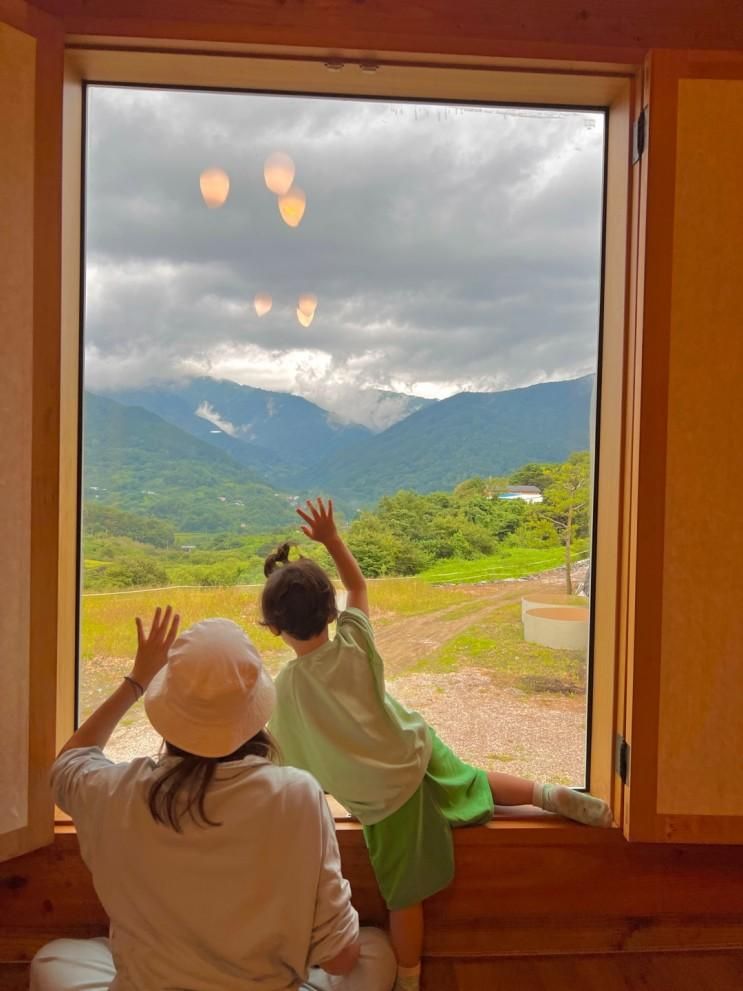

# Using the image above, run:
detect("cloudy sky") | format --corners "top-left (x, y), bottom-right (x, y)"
top-left (85, 86), bottom-right (604, 429)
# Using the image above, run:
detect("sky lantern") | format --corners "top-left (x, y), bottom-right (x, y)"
top-left (264, 152), bottom-right (295, 195)
top-left (254, 293), bottom-right (272, 317)
top-left (298, 293), bottom-right (318, 318)
top-left (199, 168), bottom-right (230, 208)
top-left (278, 186), bottom-right (306, 228)
top-left (296, 307), bottom-right (314, 328)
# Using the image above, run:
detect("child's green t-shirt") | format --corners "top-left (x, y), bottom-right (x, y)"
top-left (269, 607), bottom-right (432, 825)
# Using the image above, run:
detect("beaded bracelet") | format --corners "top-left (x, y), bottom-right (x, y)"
top-left (123, 675), bottom-right (144, 700)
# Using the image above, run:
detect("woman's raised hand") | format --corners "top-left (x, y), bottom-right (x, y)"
top-left (131, 606), bottom-right (180, 690)
top-left (297, 497), bottom-right (338, 546)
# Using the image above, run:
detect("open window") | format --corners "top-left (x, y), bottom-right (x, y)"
top-left (3, 32), bottom-right (643, 861)
top-left (77, 82), bottom-right (608, 791)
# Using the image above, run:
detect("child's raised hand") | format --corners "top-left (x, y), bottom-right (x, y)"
top-left (131, 606), bottom-right (180, 690)
top-left (297, 497), bottom-right (338, 545)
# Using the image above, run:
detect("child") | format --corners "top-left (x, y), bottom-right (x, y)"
top-left (264, 498), bottom-right (611, 991)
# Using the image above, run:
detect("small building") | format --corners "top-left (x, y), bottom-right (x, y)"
top-left (498, 485), bottom-right (544, 504)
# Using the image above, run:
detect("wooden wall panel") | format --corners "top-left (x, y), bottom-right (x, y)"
top-left (29, 0), bottom-right (743, 62)
top-left (656, 78), bottom-right (743, 817)
top-left (2, 827), bottom-right (743, 961)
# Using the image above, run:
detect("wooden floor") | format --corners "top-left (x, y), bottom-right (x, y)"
top-left (2, 951), bottom-right (743, 990)
top-left (421, 951), bottom-right (743, 989)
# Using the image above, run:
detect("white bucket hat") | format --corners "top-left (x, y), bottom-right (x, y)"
top-left (144, 619), bottom-right (276, 758)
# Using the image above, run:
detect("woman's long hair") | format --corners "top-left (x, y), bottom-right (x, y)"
top-left (148, 730), bottom-right (279, 832)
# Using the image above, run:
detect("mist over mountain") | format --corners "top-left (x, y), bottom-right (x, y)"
top-left (106, 377), bottom-right (371, 483)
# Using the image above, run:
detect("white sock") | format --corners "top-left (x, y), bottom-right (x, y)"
top-left (394, 962), bottom-right (421, 991)
top-left (533, 782), bottom-right (612, 827)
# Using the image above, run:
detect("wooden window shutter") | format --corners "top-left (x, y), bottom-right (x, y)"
top-left (0, 2), bottom-right (64, 863)
top-left (622, 50), bottom-right (743, 843)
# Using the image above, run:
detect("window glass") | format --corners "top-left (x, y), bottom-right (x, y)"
top-left (80, 86), bottom-right (604, 787)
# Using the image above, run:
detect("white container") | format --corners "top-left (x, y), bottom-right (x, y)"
top-left (521, 593), bottom-right (588, 623)
top-left (523, 606), bottom-right (589, 652)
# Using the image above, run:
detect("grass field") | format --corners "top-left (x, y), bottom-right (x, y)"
top-left (80, 579), bottom-right (475, 663)
top-left (418, 541), bottom-right (588, 584)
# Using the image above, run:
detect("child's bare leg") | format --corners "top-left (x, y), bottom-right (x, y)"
top-left (389, 903), bottom-right (423, 965)
top-left (486, 771), bottom-right (534, 806)
top-left (389, 904), bottom-right (423, 990)
top-left (488, 771), bottom-right (612, 827)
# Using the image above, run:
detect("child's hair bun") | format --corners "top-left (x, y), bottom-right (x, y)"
top-left (264, 542), bottom-right (293, 577)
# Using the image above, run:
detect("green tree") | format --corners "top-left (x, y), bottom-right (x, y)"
top-left (347, 515), bottom-right (400, 577)
top-left (538, 452), bottom-right (591, 593)
top-left (391, 539), bottom-right (432, 576)
top-left (208, 533), bottom-right (244, 550)
top-left (510, 516), bottom-right (560, 549)
top-left (508, 462), bottom-right (557, 493)
top-left (84, 502), bottom-right (176, 548)
top-left (104, 557), bottom-right (169, 590)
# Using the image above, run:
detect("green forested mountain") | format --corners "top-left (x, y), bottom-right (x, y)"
top-left (302, 375), bottom-right (594, 507)
top-left (83, 392), bottom-right (299, 532)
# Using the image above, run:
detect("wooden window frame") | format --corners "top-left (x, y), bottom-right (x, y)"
top-left (57, 42), bottom-right (637, 835)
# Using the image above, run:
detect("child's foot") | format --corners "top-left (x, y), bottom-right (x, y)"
top-left (536, 783), bottom-right (612, 827)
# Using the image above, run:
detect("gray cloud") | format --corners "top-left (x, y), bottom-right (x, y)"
top-left (84, 87), bottom-right (603, 425)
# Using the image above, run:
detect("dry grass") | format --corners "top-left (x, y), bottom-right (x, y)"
top-left (80, 571), bottom-right (588, 784)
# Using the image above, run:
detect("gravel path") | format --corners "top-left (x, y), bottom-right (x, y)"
top-left (106, 716), bottom-right (162, 763)
top-left (389, 668), bottom-right (586, 785)
top-left (104, 668), bottom-right (586, 785)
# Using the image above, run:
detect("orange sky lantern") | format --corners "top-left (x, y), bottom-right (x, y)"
top-left (264, 152), bottom-right (295, 195)
top-left (254, 293), bottom-right (272, 317)
top-left (199, 168), bottom-right (230, 207)
top-left (298, 293), bottom-right (318, 317)
top-left (278, 186), bottom-right (306, 228)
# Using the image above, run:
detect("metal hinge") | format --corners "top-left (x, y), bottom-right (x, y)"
top-left (633, 107), bottom-right (647, 163)
top-left (616, 734), bottom-right (631, 784)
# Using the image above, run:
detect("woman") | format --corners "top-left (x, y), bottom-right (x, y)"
top-left (31, 607), bottom-right (395, 991)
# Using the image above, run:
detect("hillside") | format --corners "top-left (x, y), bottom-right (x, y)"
top-left (108, 377), bottom-right (371, 477)
top-left (302, 375), bottom-right (594, 506)
top-left (83, 392), bottom-right (299, 532)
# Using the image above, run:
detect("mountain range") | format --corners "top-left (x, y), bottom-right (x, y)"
top-left (87, 374), bottom-right (594, 530)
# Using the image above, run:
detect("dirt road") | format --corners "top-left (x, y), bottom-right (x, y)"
top-left (375, 570), bottom-right (582, 676)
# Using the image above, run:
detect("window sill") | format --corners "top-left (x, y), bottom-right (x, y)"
top-left (54, 807), bottom-right (624, 847)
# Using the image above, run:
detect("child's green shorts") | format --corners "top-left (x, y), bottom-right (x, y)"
top-left (362, 729), bottom-right (494, 910)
